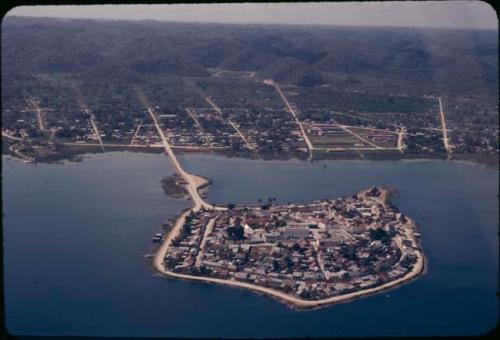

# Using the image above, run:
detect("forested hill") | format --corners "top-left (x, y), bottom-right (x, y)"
top-left (2, 16), bottom-right (497, 96)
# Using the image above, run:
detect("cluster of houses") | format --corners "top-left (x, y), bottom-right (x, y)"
top-left (153, 105), bottom-right (308, 154)
top-left (448, 124), bottom-right (498, 154)
top-left (163, 187), bottom-right (422, 300)
top-left (173, 109), bottom-right (244, 149)
top-left (225, 108), bottom-right (307, 153)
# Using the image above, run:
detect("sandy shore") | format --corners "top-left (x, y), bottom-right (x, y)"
top-left (153, 184), bottom-right (425, 310)
top-left (155, 244), bottom-right (424, 310)
top-left (191, 174), bottom-right (211, 190)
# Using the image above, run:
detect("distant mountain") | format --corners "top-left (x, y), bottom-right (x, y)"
top-left (194, 40), bottom-right (245, 68)
top-left (1, 17), bottom-right (210, 77)
top-left (221, 48), bottom-right (279, 71)
top-left (258, 57), bottom-right (325, 86)
top-left (1, 16), bottom-right (497, 95)
top-left (222, 34), bottom-right (327, 72)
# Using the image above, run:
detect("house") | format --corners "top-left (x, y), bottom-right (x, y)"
top-left (234, 272), bottom-right (248, 280)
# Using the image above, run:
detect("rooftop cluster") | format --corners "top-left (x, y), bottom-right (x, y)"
top-left (163, 187), bottom-right (422, 300)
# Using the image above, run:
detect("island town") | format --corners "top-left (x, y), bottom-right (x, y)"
top-left (159, 186), bottom-right (424, 306)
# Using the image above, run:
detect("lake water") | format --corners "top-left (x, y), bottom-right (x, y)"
top-left (3, 152), bottom-right (498, 337)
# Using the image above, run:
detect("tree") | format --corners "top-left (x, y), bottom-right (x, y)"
top-left (273, 259), bottom-right (281, 271)
top-left (227, 225), bottom-right (244, 240)
top-left (292, 242), bottom-right (301, 252)
top-left (171, 237), bottom-right (181, 247)
top-left (234, 216), bottom-right (242, 227)
top-left (368, 187), bottom-right (380, 196)
top-left (182, 222), bottom-right (191, 235)
top-left (299, 290), bottom-right (311, 299)
top-left (199, 266), bottom-right (212, 275)
top-left (369, 228), bottom-right (390, 244)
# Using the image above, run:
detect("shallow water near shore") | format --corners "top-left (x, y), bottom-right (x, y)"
top-left (3, 152), bottom-right (498, 337)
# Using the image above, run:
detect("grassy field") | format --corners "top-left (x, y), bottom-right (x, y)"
top-left (309, 135), bottom-right (367, 148)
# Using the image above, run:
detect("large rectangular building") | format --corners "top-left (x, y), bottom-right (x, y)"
top-left (282, 227), bottom-right (309, 239)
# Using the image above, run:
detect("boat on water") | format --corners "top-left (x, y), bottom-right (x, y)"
top-left (152, 233), bottom-right (163, 242)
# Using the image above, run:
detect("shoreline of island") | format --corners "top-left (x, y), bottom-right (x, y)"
top-left (155, 248), bottom-right (425, 311)
top-left (153, 177), bottom-right (426, 310)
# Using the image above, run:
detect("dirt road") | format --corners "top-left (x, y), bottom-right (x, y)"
top-left (195, 217), bottom-right (217, 267)
top-left (72, 84), bottom-right (104, 150)
top-left (183, 79), bottom-right (259, 157)
top-left (88, 112), bottom-right (105, 151)
top-left (129, 121), bottom-right (142, 146)
top-left (265, 79), bottom-right (314, 160)
top-left (2, 130), bottom-right (24, 141)
top-left (397, 127), bottom-right (405, 152)
top-left (438, 97), bottom-right (451, 154)
top-left (202, 94), bottom-right (259, 157)
top-left (338, 125), bottom-right (382, 149)
top-left (28, 99), bottom-right (46, 131)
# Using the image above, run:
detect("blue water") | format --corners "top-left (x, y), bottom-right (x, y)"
top-left (3, 152), bottom-right (498, 337)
